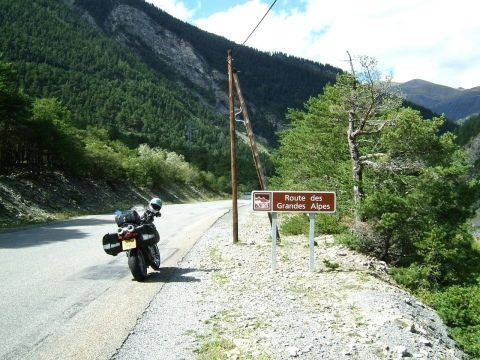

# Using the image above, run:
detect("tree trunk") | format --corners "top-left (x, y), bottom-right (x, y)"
top-left (347, 111), bottom-right (364, 224)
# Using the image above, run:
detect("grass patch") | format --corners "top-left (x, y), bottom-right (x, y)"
top-left (208, 247), bottom-right (223, 264)
top-left (288, 284), bottom-right (317, 300)
top-left (250, 319), bottom-right (269, 331)
top-left (323, 259), bottom-right (340, 271)
top-left (394, 318), bottom-right (411, 329)
top-left (357, 271), bottom-right (372, 283)
top-left (194, 336), bottom-right (235, 360)
top-left (205, 311), bottom-right (237, 325)
top-left (342, 283), bottom-right (361, 290)
top-left (193, 311), bottom-right (271, 360)
top-left (211, 271), bottom-right (229, 286)
top-left (194, 311), bottom-right (237, 359)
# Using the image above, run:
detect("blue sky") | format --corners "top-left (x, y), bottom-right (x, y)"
top-left (181, 0), bottom-right (228, 18)
top-left (178, 0), bottom-right (308, 18)
top-left (146, 0), bottom-right (480, 89)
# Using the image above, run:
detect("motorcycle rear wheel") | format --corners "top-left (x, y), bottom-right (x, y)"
top-left (127, 249), bottom-right (147, 281)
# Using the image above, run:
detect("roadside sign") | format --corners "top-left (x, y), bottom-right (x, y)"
top-left (252, 191), bottom-right (336, 213)
top-left (252, 190), bottom-right (336, 272)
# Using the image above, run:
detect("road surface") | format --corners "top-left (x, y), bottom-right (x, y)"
top-left (0, 200), bottom-right (240, 360)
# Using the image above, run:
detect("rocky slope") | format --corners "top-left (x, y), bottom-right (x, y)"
top-left (104, 4), bottom-right (225, 111)
top-left (114, 208), bottom-right (465, 359)
top-left (400, 79), bottom-right (480, 121)
top-left (0, 172), bottom-right (212, 229)
top-left (72, 0), bottom-right (340, 144)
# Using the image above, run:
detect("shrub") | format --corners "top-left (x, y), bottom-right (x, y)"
top-left (335, 230), bottom-right (372, 254)
top-left (84, 137), bottom-right (125, 181)
top-left (280, 214), bottom-right (347, 236)
top-left (428, 286), bottom-right (480, 357)
top-left (280, 214), bottom-right (309, 236)
top-left (450, 326), bottom-right (480, 358)
top-left (389, 264), bottom-right (435, 291)
top-left (433, 285), bottom-right (480, 328)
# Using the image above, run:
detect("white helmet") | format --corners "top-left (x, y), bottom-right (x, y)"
top-left (149, 197), bottom-right (163, 213)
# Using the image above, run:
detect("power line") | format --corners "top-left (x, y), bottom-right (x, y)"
top-left (242, 0), bottom-right (278, 45)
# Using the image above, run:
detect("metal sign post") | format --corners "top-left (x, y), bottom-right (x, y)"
top-left (309, 213), bottom-right (315, 272)
top-left (271, 212), bottom-right (278, 271)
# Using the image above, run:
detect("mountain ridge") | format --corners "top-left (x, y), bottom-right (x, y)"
top-left (400, 79), bottom-right (480, 121)
top-left (72, 0), bottom-right (341, 144)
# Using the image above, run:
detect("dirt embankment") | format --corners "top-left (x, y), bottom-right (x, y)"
top-left (0, 172), bottom-right (215, 229)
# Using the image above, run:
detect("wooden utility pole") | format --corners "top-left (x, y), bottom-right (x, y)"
top-left (233, 72), bottom-right (267, 190)
top-left (228, 50), bottom-right (239, 243)
top-left (233, 70), bottom-right (280, 241)
top-left (233, 70), bottom-right (280, 240)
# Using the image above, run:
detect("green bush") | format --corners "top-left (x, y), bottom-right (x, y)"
top-left (316, 214), bottom-right (348, 234)
top-left (414, 224), bottom-right (480, 286)
top-left (426, 286), bottom-right (480, 357)
top-left (389, 264), bottom-right (435, 291)
top-left (433, 285), bottom-right (480, 328)
top-left (280, 214), bottom-right (347, 236)
top-left (335, 231), bottom-right (371, 253)
top-left (280, 214), bottom-right (309, 236)
top-left (451, 326), bottom-right (480, 358)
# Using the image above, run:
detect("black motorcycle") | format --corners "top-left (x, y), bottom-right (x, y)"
top-left (102, 208), bottom-right (161, 281)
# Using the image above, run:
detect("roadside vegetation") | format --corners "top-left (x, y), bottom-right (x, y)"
top-left (0, 59), bottom-right (232, 228)
top-left (0, 61), bottom-right (228, 193)
top-left (272, 57), bottom-right (480, 357)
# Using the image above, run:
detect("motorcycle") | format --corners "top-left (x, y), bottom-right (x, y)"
top-left (102, 207), bottom-right (161, 281)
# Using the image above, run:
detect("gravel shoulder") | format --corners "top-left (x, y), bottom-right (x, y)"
top-left (114, 207), bottom-right (465, 360)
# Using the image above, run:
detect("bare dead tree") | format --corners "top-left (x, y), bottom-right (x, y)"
top-left (340, 52), bottom-right (403, 223)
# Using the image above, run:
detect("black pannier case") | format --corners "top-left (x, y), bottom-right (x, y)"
top-left (136, 224), bottom-right (160, 246)
top-left (103, 233), bottom-right (122, 256)
top-left (115, 210), bottom-right (141, 227)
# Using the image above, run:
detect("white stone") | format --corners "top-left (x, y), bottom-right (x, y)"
top-left (286, 346), bottom-right (300, 357)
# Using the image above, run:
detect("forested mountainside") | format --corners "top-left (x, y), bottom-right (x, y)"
top-left (0, 0), bottom-right (343, 185)
top-left (456, 114), bottom-right (480, 174)
top-left (72, 0), bottom-right (340, 144)
top-left (75, 0), bottom-right (455, 137)
top-left (400, 79), bottom-right (480, 121)
top-left (0, 0), bottom-right (261, 184)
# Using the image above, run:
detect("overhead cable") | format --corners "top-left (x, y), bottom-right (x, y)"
top-left (242, 0), bottom-right (278, 45)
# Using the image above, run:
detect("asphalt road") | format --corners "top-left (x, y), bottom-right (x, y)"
top-left (0, 200), bottom-right (240, 360)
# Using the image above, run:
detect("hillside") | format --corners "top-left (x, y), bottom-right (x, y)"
top-left (0, 0), bottom-right (340, 168)
top-left (72, 0), bottom-right (340, 145)
top-left (400, 79), bottom-right (480, 121)
top-left (0, 0), bottom-right (238, 178)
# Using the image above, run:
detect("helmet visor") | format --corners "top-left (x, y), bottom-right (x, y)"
top-left (151, 203), bottom-right (161, 211)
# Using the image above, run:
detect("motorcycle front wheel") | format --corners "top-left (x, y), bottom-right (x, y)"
top-left (148, 244), bottom-right (161, 271)
top-left (127, 249), bottom-right (147, 281)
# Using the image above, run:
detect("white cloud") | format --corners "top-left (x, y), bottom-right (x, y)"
top-left (193, 0), bottom-right (480, 88)
top-left (145, 0), bottom-right (194, 21)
